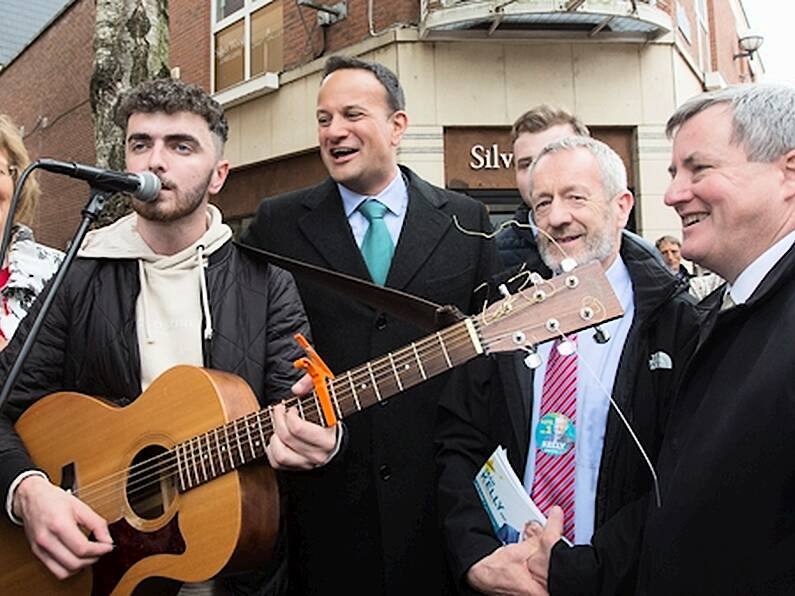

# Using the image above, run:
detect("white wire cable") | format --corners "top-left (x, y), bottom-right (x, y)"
top-left (555, 330), bottom-right (662, 508)
top-left (453, 213), bottom-right (663, 507)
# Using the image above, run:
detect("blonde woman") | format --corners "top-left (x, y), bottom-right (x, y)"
top-left (0, 115), bottom-right (62, 350)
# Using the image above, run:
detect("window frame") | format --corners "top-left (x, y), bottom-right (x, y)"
top-left (210, 0), bottom-right (281, 94)
top-left (694, 0), bottom-right (711, 73)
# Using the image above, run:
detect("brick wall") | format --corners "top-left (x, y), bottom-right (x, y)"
top-left (708, 0), bottom-right (746, 84)
top-left (170, 0), bottom-right (211, 90)
top-left (0, 0), bottom-right (96, 249)
top-left (283, 0), bottom-right (325, 68)
top-left (655, 0), bottom-right (748, 85)
top-left (0, 0), bottom-right (213, 249)
top-left (284, 0), bottom-right (420, 70)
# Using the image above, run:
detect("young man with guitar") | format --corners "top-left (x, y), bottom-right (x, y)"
top-left (0, 78), bottom-right (337, 595)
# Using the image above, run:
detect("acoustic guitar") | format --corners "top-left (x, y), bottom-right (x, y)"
top-left (0, 262), bottom-right (621, 595)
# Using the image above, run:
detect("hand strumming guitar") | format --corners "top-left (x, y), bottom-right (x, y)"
top-left (12, 474), bottom-right (113, 580)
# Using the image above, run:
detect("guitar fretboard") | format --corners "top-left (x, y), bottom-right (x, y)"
top-left (173, 318), bottom-right (483, 492)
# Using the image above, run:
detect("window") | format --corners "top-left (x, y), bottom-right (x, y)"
top-left (212, 0), bottom-right (283, 93)
top-left (695, 0), bottom-right (711, 72)
top-left (695, 0), bottom-right (708, 26)
top-left (676, 2), bottom-right (692, 45)
top-left (217, 0), bottom-right (245, 21)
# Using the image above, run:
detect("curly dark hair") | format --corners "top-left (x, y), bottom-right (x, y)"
top-left (322, 55), bottom-right (405, 113)
top-left (115, 78), bottom-right (229, 144)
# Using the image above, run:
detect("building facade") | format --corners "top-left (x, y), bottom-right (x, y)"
top-left (0, 0), bottom-right (762, 249)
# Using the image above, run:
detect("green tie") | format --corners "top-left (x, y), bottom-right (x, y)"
top-left (359, 199), bottom-right (394, 285)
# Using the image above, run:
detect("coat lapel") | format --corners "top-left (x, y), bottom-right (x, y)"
top-left (500, 353), bottom-right (533, 465)
top-left (386, 169), bottom-right (451, 290)
top-left (297, 179), bottom-right (372, 280)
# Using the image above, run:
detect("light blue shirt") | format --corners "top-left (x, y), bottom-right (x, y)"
top-left (725, 228), bottom-right (795, 305)
top-left (523, 255), bottom-right (635, 545)
top-left (338, 167), bottom-right (408, 248)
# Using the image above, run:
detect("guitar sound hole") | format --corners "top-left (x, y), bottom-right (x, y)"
top-left (126, 445), bottom-right (177, 520)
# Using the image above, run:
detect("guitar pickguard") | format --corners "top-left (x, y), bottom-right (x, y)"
top-left (91, 513), bottom-right (186, 596)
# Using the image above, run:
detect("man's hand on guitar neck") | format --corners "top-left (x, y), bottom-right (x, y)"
top-left (265, 374), bottom-right (341, 471)
top-left (12, 474), bottom-right (113, 579)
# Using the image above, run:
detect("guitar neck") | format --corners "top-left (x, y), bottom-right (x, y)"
top-left (173, 318), bottom-right (483, 492)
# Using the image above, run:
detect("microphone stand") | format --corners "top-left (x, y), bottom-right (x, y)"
top-left (0, 186), bottom-right (111, 416)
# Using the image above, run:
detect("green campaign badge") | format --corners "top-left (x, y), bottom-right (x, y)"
top-left (535, 413), bottom-right (575, 456)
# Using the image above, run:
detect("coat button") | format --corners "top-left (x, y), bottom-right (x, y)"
top-left (375, 314), bottom-right (387, 330)
top-left (379, 464), bottom-right (392, 481)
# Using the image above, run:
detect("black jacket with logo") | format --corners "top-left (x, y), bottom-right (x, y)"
top-left (436, 235), bottom-right (701, 595)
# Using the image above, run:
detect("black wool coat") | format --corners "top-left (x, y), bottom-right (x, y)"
top-left (637, 240), bottom-right (795, 595)
top-left (242, 166), bottom-right (501, 596)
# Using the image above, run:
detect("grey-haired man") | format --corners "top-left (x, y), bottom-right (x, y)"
top-left (525, 83), bottom-right (795, 596)
top-left (437, 136), bottom-right (698, 595)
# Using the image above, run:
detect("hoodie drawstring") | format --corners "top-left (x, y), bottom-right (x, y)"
top-left (197, 244), bottom-right (213, 341)
top-left (138, 260), bottom-right (155, 344)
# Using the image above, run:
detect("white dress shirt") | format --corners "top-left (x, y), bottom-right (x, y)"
top-left (725, 229), bottom-right (795, 306)
top-left (338, 167), bottom-right (408, 248)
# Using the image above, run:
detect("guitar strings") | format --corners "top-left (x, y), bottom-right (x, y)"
top-left (77, 217), bottom-right (575, 505)
top-left (74, 328), bottom-right (479, 509)
top-left (73, 323), bottom-right (482, 507)
top-left (75, 278), bottom-right (578, 511)
top-left (76, 284), bottom-right (570, 509)
top-left (86, 223), bottom-right (665, 521)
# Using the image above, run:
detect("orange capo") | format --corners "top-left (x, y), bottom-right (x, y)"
top-left (293, 333), bottom-right (337, 426)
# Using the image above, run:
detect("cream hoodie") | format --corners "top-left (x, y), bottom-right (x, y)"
top-left (79, 205), bottom-right (232, 389)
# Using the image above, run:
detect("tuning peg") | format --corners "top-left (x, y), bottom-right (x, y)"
top-left (593, 325), bottom-right (610, 344)
top-left (560, 258), bottom-right (577, 273)
top-left (522, 346), bottom-right (543, 369)
top-left (498, 284), bottom-right (511, 299)
top-left (556, 339), bottom-right (577, 356)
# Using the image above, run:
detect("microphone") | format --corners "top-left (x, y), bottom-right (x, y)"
top-left (36, 158), bottom-right (161, 202)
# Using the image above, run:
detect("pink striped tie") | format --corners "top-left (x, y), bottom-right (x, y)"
top-left (532, 336), bottom-right (578, 542)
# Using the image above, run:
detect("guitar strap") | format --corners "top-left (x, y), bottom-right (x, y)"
top-left (236, 242), bottom-right (466, 332)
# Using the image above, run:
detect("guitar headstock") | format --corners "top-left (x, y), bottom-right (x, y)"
top-left (475, 261), bottom-right (623, 355)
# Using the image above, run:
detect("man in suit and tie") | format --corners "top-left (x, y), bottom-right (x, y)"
top-left (242, 56), bottom-right (500, 595)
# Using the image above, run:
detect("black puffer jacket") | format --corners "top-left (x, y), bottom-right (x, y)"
top-left (0, 240), bottom-right (308, 595)
top-left (495, 204), bottom-right (538, 269)
top-left (0, 240), bottom-right (309, 505)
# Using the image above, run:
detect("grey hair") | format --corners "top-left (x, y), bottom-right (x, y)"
top-left (528, 136), bottom-right (628, 198)
top-left (666, 84), bottom-right (795, 162)
top-left (655, 235), bottom-right (681, 249)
